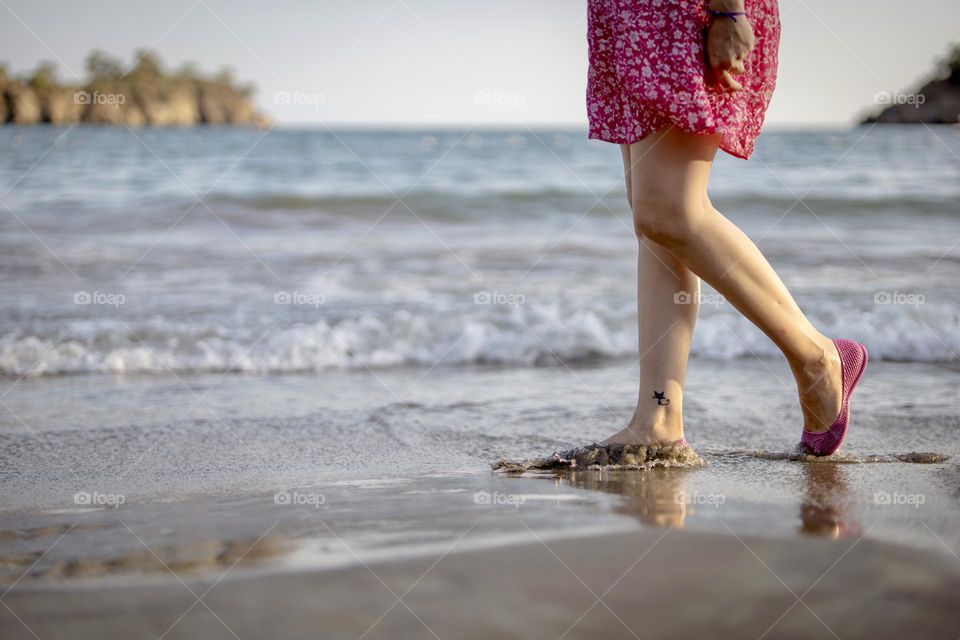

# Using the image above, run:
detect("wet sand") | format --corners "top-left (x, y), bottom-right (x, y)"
top-left (3, 526), bottom-right (959, 640)
top-left (2, 360), bottom-right (959, 638)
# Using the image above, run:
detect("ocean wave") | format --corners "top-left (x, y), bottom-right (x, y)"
top-left (1, 302), bottom-right (957, 377)
top-left (204, 187), bottom-right (590, 209)
top-left (200, 190), bottom-right (958, 219)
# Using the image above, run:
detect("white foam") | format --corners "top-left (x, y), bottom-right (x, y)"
top-left (1, 300), bottom-right (957, 378)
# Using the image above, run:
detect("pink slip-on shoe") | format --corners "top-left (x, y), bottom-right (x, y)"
top-left (800, 339), bottom-right (869, 456)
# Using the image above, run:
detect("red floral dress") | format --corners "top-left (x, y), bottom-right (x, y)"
top-left (587, 0), bottom-right (781, 159)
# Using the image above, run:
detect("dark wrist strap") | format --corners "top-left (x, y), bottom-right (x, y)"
top-left (708, 9), bottom-right (746, 19)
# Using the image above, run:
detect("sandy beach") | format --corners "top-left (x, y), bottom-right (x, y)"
top-left (4, 525), bottom-right (960, 640)
top-left (2, 357), bottom-right (960, 639)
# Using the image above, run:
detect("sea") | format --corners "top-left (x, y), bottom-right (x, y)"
top-left (0, 124), bottom-right (958, 582)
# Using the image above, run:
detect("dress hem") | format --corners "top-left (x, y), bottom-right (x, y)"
top-left (587, 127), bottom-right (754, 161)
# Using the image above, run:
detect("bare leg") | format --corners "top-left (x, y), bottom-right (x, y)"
top-left (627, 128), bottom-right (841, 433)
top-left (604, 145), bottom-right (699, 446)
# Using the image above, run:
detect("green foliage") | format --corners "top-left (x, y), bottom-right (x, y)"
top-left (14, 50), bottom-right (258, 97)
top-left (175, 62), bottom-right (200, 83)
top-left (946, 43), bottom-right (960, 75)
top-left (214, 66), bottom-right (235, 86)
top-left (86, 50), bottom-right (123, 80)
top-left (130, 49), bottom-right (162, 78)
top-left (28, 62), bottom-right (57, 94)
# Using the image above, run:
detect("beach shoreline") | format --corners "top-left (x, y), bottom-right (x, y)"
top-left (2, 358), bottom-right (959, 583)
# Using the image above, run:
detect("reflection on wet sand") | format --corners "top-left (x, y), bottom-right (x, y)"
top-left (798, 462), bottom-right (862, 539)
top-left (0, 523), bottom-right (288, 584)
top-left (555, 468), bottom-right (694, 528)
top-left (719, 449), bottom-right (949, 464)
top-left (547, 460), bottom-right (862, 539)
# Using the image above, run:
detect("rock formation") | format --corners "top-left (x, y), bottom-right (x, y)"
top-left (862, 44), bottom-right (960, 124)
top-left (1, 50), bottom-right (271, 127)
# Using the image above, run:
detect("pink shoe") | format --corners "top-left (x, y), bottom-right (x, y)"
top-left (800, 339), bottom-right (869, 456)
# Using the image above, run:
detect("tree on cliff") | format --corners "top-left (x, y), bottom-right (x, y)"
top-left (862, 42), bottom-right (960, 125)
top-left (2, 50), bottom-right (270, 127)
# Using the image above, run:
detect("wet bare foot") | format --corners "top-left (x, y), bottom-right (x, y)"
top-left (602, 422), bottom-right (685, 446)
top-left (796, 340), bottom-right (843, 433)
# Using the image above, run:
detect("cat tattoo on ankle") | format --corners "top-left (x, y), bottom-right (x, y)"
top-left (653, 390), bottom-right (670, 406)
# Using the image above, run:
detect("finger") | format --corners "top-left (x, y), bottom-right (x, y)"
top-left (708, 66), bottom-right (727, 87)
top-left (709, 51), bottom-right (725, 72)
top-left (719, 70), bottom-right (743, 92)
top-left (705, 63), bottom-right (719, 85)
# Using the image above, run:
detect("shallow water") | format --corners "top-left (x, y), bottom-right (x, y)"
top-left (1, 359), bottom-right (957, 584)
top-left (1, 125), bottom-right (958, 584)
top-left (2, 126), bottom-right (960, 378)
top-left (493, 441), bottom-right (705, 472)
top-left (722, 449), bottom-right (950, 463)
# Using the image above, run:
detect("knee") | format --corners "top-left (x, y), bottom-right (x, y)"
top-left (631, 191), bottom-right (703, 248)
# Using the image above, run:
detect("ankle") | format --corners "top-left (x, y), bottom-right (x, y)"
top-left (791, 336), bottom-right (836, 383)
top-left (624, 417), bottom-right (684, 439)
top-left (604, 421), bottom-right (684, 446)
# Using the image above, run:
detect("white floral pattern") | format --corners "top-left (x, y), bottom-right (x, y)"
top-left (587, 0), bottom-right (781, 159)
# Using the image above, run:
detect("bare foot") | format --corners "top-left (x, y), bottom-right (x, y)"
top-left (796, 340), bottom-right (843, 433)
top-left (602, 422), bottom-right (684, 446)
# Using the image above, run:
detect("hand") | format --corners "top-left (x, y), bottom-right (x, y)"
top-left (706, 14), bottom-right (755, 91)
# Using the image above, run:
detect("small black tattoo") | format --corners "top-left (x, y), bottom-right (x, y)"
top-left (653, 390), bottom-right (670, 405)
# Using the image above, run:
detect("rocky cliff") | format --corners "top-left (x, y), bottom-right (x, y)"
top-left (1, 51), bottom-right (270, 127)
top-left (862, 44), bottom-right (960, 124)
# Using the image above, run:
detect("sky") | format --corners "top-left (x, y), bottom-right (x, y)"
top-left (1, 0), bottom-right (958, 127)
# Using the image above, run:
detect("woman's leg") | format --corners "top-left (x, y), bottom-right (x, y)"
top-left (627, 127), bottom-right (841, 433)
top-left (603, 145), bottom-right (700, 445)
